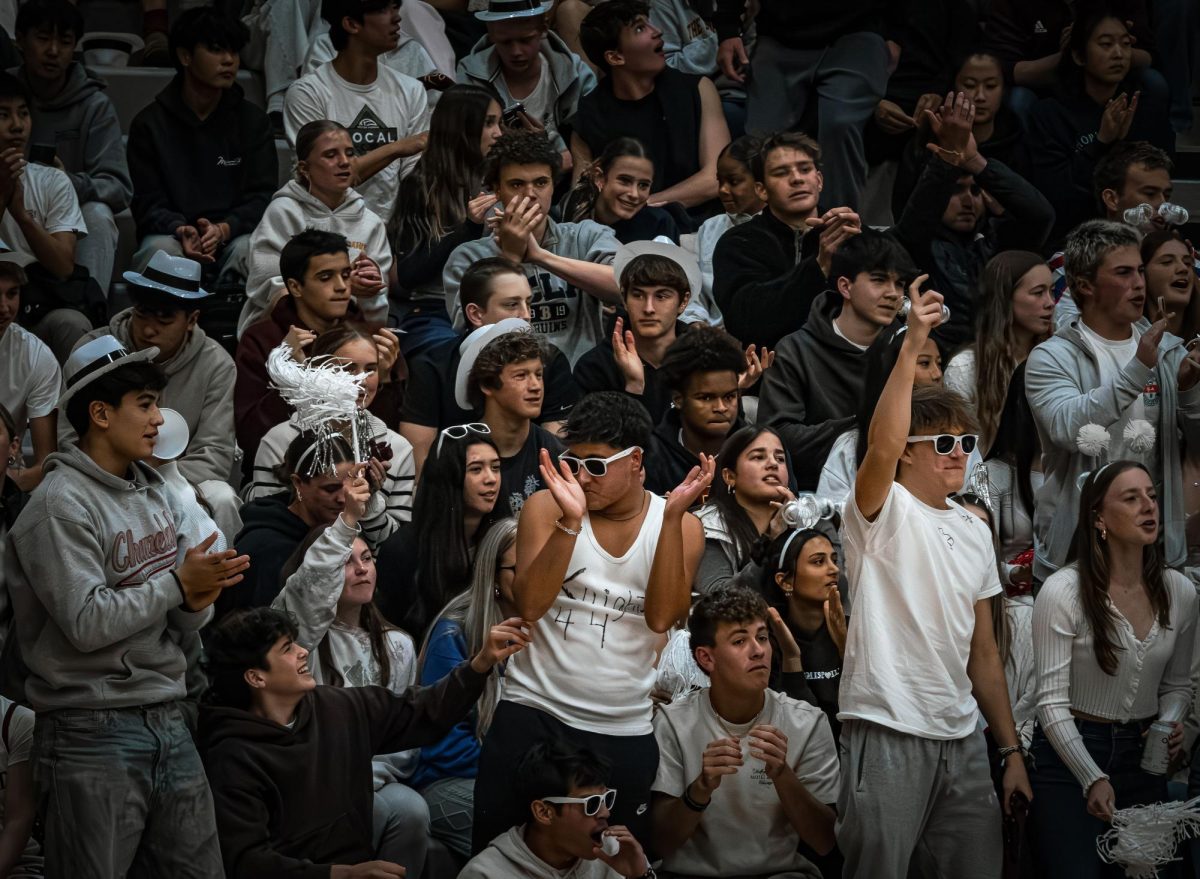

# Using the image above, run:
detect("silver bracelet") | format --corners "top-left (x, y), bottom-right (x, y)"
top-left (554, 519), bottom-right (581, 537)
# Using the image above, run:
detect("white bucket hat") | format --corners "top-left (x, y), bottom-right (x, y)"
top-left (454, 317), bottom-right (532, 409)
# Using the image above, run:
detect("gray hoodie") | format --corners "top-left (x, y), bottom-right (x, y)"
top-left (63, 310), bottom-right (237, 485)
top-left (459, 826), bottom-right (622, 879)
top-left (1026, 317), bottom-right (1200, 582)
top-left (443, 218), bottom-right (618, 365)
top-left (456, 31), bottom-right (596, 153)
top-left (14, 63), bottom-right (133, 212)
top-left (2, 444), bottom-right (209, 711)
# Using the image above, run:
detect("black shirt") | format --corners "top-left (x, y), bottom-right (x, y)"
top-left (572, 322), bottom-right (690, 426)
top-left (497, 424), bottom-right (566, 518)
top-left (400, 332), bottom-right (579, 429)
top-left (611, 207), bottom-right (680, 244)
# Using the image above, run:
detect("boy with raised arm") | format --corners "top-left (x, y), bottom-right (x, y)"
top-left (471, 391), bottom-right (712, 853)
top-left (836, 279), bottom-right (1031, 878)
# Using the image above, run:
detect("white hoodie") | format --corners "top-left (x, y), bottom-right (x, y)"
top-left (460, 826), bottom-right (622, 879)
top-left (238, 180), bottom-right (393, 338)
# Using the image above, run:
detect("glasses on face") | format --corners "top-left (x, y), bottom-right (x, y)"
top-left (907, 433), bottom-right (979, 456)
top-left (542, 788), bottom-right (617, 817)
top-left (559, 446), bottom-right (640, 478)
top-left (132, 303), bottom-right (184, 324)
top-left (436, 422), bottom-right (491, 458)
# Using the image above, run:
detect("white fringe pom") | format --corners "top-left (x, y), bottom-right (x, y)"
top-left (655, 630), bottom-right (709, 703)
top-left (1124, 419), bottom-right (1158, 454)
top-left (266, 343), bottom-right (368, 471)
top-left (1097, 797), bottom-right (1200, 878)
top-left (1077, 423), bottom-right (1113, 458)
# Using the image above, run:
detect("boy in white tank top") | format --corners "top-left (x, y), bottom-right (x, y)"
top-left (471, 391), bottom-right (712, 854)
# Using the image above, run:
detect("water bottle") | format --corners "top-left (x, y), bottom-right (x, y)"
top-left (898, 297), bottom-right (951, 325)
top-left (780, 494), bottom-right (835, 530)
top-left (1123, 202), bottom-right (1155, 226)
top-left (1159, 202), bottom-right (1190, 227)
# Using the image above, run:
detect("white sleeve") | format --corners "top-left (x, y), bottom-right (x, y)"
top-left (38, 168), bottom-right (87, 235)
top-left (283, 78), bottom-right (326, 147)
top-left (650, 708), bottom-right (688, 798)
top-left (1, 701), bottom-right (34, 765)
top-left (271, 516), bottom-right (358, 651)
top-left (23, 336), bottom-right (62, 419)
top-left (792, 709), bottom-right (840, 805)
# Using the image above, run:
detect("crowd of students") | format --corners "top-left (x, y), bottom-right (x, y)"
top-left (0, 0), bottom-right (1199, 876)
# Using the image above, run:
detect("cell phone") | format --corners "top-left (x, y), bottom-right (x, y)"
top-left (29, 143), bottom-right (56, 166)
top-left (418, 71), bottom-right (454, 92)
top-left (502, 102), bottom-right (526, 128)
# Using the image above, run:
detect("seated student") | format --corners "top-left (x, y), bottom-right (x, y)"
top-left (458, 322), bottom-right (566, 518)
top-left (3, 335), bottom-right (249, 876)
top-left (472, 391), bottom-right (711, 852)
top-left (127, 8), bottom-right (276, 286)
top-left (401, 257), bottom-right (577, 474)
top-left (235, 229), bottom-right (401, 474)
top-left (0, 254), bottom-right (58, 490)
top-left (816, 326), bottom-right (944, 517)
top-left (415, 517), bottom-right (519, 858)
top-left (650, 0), bottom-right (718, 79)
top-left (200, 604), bottom-right (527, 878)
top-left (376, 427), bottom-right (501, 636)
top-left (0, 404), bottom-right (30, 569)
top-left (462, 738), bottom-right (654, 879)
top-left (240, 119), bottom-right (391, 338)
top-left (573, 0), bottom-right (729, 210)
top-left (391, 85), bottom-right (503, 356)
top-left (644, 324), bottom-right (745, 495)
top-left (573, 240), bottom-right (695, 425)
top-left (1027, 6), bottom-right (1173, 247)
top-left (0, 73), bottom-right (91, 362)
top-left (651, 587), bottom-right (838, 878)
top-left (1026, 219), bottom-right (1200, 585)
top-left (284, 0), bottom-right (431, 223)
top-left (0, 691), bottom-right (40, 877)
top-left (694, 425), bottom-right (795, 594)
top-left (837, 283), bottom-right (1030, 878)
top-left (711, 131), bottom-right (858, 351)
top-left (563, 138), bottom-right (680, 244)
top-left (302, 1), bottom-right (442, 83)
top-left (458, 0), bottom-right (597, 168)
top-left (14, 0), bottom-right (132, 293)
top-left (758, 230), bottom-right (914, 491)
top-left (892, 91), bottom-right (1055, 351)
top-left (443, 129), bottom-right (621, 365)
top-left (690, 135), bottom-right (764, 327)
top-left (64, 252), bottom-right (241, 538)
top-left (248, 325), bottom-right (415, 548)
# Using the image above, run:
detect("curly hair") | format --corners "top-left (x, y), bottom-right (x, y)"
top-left (564, 391), bottom-right (652, 450)
top-left (468, 331), bottom-right (545, 407)
top-left (689, 586), bottom-right (769, 656)
top-left (658, 325), bottom-right (744, 393)
top-left (203, 608), bottom-right (299, 709)
top-left (483, 130), bottom-right (562, 189)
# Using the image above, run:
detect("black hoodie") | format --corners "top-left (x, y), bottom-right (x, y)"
top-left (711, 207), bottom-right (827, 350)
top-left (644, 407), bottom-right (744, 497)
top-left (218, 492), bottom-right (310, 619)
top-left (757, 291), bottom-right (873, 491)
top-left (127, 76), bottom-right (277, 240)
top-left (201, 665), bottom-right (487, 878)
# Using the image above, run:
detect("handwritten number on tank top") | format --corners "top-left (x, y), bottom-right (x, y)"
top-left (936, 526), bottom-right (955, 550)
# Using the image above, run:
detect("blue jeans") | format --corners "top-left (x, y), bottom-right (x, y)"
top-left (32, 701), bottom-right (222, 878)
top-left (1028, 720), bottom-right (1167, 879)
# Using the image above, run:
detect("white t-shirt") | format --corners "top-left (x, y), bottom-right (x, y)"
top-left (1078, 321), bottom-right (1159, 472)
top-left (0, 696), bottom-right (42, 872)
top-left (652, 688), bottom-right (837, 878)
top-left (499, 63), bottom-right (558, 146)
top-left (284, 63), bottom-right (430, 222)
top-left (840, 483), bottom-right (1003, 739)
top-left (0, 323), bottom-right (60, 437)
top-left (0, 163), bottom-right (87, 257)
top-left (830, 319), bottom-right (869, 352)
top-left (503, 492), bottom-right (668, 736)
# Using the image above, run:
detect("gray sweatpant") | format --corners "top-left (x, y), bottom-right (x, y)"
top-left (836, 720), bottom-right (1002, 879)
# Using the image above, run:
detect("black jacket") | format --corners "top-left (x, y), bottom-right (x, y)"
top-left (644, 407), bottom-right (744, 497)
top-left (201, 666), bottom-right (487, 878)
top-left (128, 76), bottom-right (277, 240)
top-left (219, 492), bottom-right (310, 618)
top-left (712, 207), bottom-right (827, 350)
top-left (893, 154), bottom-right (1055, 351)
top-left (712, 0), bottom-right (887, 48)
top-left (757, 291), bottom-right (873, 491)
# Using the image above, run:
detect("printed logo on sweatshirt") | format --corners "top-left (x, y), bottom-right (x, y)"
top-left (110, 510), bottom-right (178, 587)
top-left (686, 16), bottom-right (711, 39)
top-left (527, 271), bottom-right (581, 337)
top-left (347, 106), bottom-right (398, 155)
top-left (216, 156), bottom-right (242, 167)
top-left (1034, 19), bottom-right (1047, 34)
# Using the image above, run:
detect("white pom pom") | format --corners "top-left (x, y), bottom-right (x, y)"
top-left (654, 630), bottom-right (709, 703)
top-left (1076, 423), bottom-right (1113, 457)
top-left (1098, 796), bottom-right (1200, 878)
top-left (601, 835), bottom-right (620, 857)
top-left (1124, 419), bottom-right (1157, 454)
top-left (266, 343), bottom-right (368, 469)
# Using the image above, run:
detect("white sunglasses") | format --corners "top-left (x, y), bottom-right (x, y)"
top-left (907, 433), bottom-right (978, 455)
top-left (559, 446), bottom-right (639, 478)
top-left (542, 788), bottom-right (617, 816)
top-left (436, 422), bottom-right (491, 458)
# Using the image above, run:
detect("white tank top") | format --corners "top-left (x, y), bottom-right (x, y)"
top-left (504, 492), bottom-right (668, 736)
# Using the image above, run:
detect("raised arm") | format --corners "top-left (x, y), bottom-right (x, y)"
top-left (645, 458), bottom-right (714, 632)
top-left (526, 230), bottom-right (620, 304)
top-left (853, 277), bottom-right (943, 521)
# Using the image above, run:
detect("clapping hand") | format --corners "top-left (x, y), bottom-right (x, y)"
top-left (1099, 92), bottom-right (1139, 145)
top-left (738, 344), bottom-right (774, 390)
top-left (611, 317), bottom-right (645, 394)
top-left (176, 532), bottom-right (250, 612)
top-left (467, 190), bottom-right (499, 225)
top-left (497, 195), bottom-right (542, 263)
top-left (748, 724), bottom-right (790, 780)
top-left (665, 454), bottom-right (716, 517)
top-left (538, 447), bottom-right (587, 527)
top-left (767, 606), bottom-right (803, 672)
top-left (824, 585), bottom-right (847, 657)
top-left (925, 92), bottom-right (978, 167)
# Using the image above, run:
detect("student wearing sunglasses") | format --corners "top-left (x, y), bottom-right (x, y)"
top-left (471, 391), bottom-right (713, 854)
top-left (836, 279), bottom-right (1031, 878)
top-left (460, 738), bottom-right (653, 879)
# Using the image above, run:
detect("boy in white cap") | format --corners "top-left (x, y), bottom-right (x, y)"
top-left (62, 250), bottom-right (241, 539)
top-left (1, 334), bottom-right (250, 876)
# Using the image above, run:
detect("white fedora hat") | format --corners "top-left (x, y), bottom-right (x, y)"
top-left (455, 317), bottom-right (532, 410)
top-left (612, 239), bottom-right (702, 300)
top-left (58, 335), bottom-right (159, 409)
top-left (122, 250), bottom-right (209, 300)
top-left (475, 0), bottom-right (552, 21)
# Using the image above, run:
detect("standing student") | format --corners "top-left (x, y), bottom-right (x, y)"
top-left (1030, 462), bottom-right (1196, 877)
top-left (563, 138), bottom-right (680, 244)
top-left (471, 391), bottom-right (712, 852)
top-left (835, 279), bottom-right (1031, 878)
top-left (2, 335), bottom-right (250, 875)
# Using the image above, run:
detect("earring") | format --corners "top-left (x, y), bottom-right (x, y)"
top-left (1099, 527), bottom-right (1107, 541)
top-left (727, 483), bottom-right (736, 495)
top-left (781, 585), bottom-right (793, 596)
